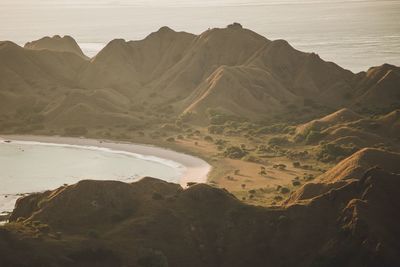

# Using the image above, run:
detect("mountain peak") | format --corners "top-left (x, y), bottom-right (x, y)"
top-left (24, 35), bottom-right (88, 59)
top-left (0, 41), bottom-right (21, 50)
top-left (157, 26), bottom-right (175, 33)
top-left (227, 22), bottom-right (243, 29)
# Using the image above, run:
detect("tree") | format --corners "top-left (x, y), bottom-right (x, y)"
top-left (223, 146), bottom-right (247, 159)
top-left (259, 166), bottom-right (267, 176)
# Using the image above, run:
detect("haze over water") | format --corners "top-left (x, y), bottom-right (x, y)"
top-left (0, 0), bottom-right (399, 72)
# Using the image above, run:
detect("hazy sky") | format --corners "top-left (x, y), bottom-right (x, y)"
top-left (0, 0), bottom-right (399, 71)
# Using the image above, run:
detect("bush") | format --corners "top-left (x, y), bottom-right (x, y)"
top-left (166, 137), bottom-right (175, 142)
top-left (293, 162), bottom-right (301, 168)
top-left (268, 136), bottom-right (289, 146)
top-left (256, 123), bottom-right (288, 135)
top-left (292, 180), bottom-right (301, 186)
top-left (273, 164), bottom-right (287, 170)
top-left (280, 187), bottom-right (290, 194)
top-left (208, 125), bottom-right (224, 134)
top-left (160, 123), bottom-right (180, 132)
top-left (204, 135), bottom-right (213, 142)
top-left (305, 130), bottom-right (325, 144)
top-left (317, 143), bottom-right (358, 162)
top-left (223, 146), bottom-right (248, 159)
top-left (243, 155), bottom-right (263, 163)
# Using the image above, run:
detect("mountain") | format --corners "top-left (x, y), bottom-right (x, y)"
top-left (79, 27), bottom-right (196, 96)
top-left (0, 24), bottom-right (399, 132)
top-left (295, 108), bottom-right (363, 137)
top-left (2, 166), bottom-right (400, 267)
top-left (352, 64), bottom-right (400, 112)
top-left (0, 41), bottom-right (87, 129)
top-left (25, 35), bottom-right (88, 59)
top-left (320, 148), bottom-right (400, 182)
top-left (286, 148), bottom-right (400, 204)
top-left (294, 109), bottom-right (400, 157)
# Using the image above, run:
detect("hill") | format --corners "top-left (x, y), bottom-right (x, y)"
top-left (293, 108), bottom-right (400, 163)
top-left (0, 24), bottom-right (400, 132)
top-left (286, 148), bottom-right (400, 204)
top-left (25, 35), bottom-right (88, 59)
top-left (352, 64), bottom-right (400, 112)
top-left (2, 166), bottom-right (400, 266)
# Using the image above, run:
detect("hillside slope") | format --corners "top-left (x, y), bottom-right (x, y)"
top-left (0, 24), bottom-right (399, 132)
top-left (2, 166), bottom-right (400, 267)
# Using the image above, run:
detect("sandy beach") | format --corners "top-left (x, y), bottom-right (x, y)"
top-left (0, 135), bottom-right (211, 187)
top-left (0, 135), bottom-right (211, 219)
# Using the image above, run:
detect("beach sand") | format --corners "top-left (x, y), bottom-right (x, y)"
top-left (0, 135), bottom-right (211, 187)
top-left (0, 135), bottom-right (211, 218)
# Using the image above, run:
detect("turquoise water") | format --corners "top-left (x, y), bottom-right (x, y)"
top-left (0, 140), bottom-right (184, 213)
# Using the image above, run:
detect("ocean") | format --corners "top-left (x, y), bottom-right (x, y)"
top-left (0, 140), bottom-right (185, 214)
top-left (0, 0), bottom-right (399, 72)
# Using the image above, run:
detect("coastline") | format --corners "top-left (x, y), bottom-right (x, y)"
top-left (0, 135), bottom-right (211, 187)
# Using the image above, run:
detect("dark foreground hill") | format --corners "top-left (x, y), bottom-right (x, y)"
top-left (1, 165), bottom-right (400, 267)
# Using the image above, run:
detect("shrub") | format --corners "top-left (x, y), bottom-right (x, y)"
top-left (293, 162), bottom-right (301, 168)
top-left (223, 146), bottom-right (248, 159)
top-left (243, 155), bottom-right (263, 163)
top-left (280, 187), bottom-right (290, 194)
top-left (305, 130), bottom-right (325, 144)
top-left (204, 135), bottom-right (213, 142)
top-left (317, 143), bottom-right (358, 162)
top-left (256, 123), bottom-right (288, 135)
top-left (268, 136), bottom-right (289, 146)
top-left (178, 112), bottom-right (193, 123)
top-left (160, 123), bottom-right (180, 132)
top-left (292, 180), bottom-right (301, 186)
top-left (273, 164), bottom-right (287, 170)
top-left (166, 137), bottom-right (175, 142)
top-left (208, 125), bottom-right (224, 134)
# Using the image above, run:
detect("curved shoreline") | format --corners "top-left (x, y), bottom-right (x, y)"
top-left (0, 135), bottom-right (211, 188)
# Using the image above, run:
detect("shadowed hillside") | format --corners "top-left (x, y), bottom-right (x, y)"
top-left (1, 164), bottom-right (400, 267)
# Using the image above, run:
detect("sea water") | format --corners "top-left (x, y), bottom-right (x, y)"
top-left (0, 0), bottom-right (399, 72)
top-left (0, 140), bottom-right (185, 214)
